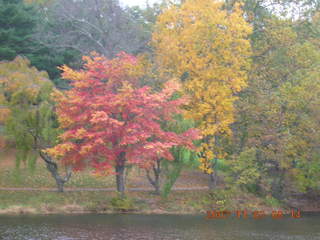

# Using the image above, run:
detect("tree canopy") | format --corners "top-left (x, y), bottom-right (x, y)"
top-left (152, 0), bottom-right (252, 174)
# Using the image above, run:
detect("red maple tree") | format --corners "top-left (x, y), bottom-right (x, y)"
top-left (47, 52), bottom-right (200, 194)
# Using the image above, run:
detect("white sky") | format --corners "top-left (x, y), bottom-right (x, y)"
top-left (120, 0), bottom-right (161, 8)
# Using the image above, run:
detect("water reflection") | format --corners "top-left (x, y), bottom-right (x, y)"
top-left (0, 213), bottom-right (319, 240)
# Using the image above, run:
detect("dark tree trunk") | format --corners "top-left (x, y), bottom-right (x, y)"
top-left (39, 151), bottom-right (72, 193)
top-left (146, 159), bottom-right (161, 195)
top-left (116, 164), bottom-right (125, 195)
top-left (115, 152), bottom-right (126, 196)
top-left (56, 178), bottom-right (65, 193)
top-left (271, 169), bottom-right (285, 200)
top-left (209, 171), bottom-right (218, 190)
top-left (208, 157), bottom-right (219, 190)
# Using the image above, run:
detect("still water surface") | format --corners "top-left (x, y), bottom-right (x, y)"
top-left (0, 213), bottom-right (319, 240)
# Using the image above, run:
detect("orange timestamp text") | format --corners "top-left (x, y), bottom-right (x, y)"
top-left (205, 209), bottom-right (301, 219)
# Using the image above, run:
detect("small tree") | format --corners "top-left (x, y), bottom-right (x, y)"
top-left (0, 56), bottom-right (71, 192)
top-left (47, 52), bottom-right (200, 196)
top-left (161, 115), bottom-right (200, 197)
top-left (145, 114), bottom-right (200, 196)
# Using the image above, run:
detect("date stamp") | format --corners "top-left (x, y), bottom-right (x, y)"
top-left (205, 209), bottom-right (301, 219)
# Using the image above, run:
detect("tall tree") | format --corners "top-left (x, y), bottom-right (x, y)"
top-left (0, 0), bottom-right (78, 86)
top-left (47, 52), bottom-right (200, 196)
top-left (37, 0), bottom-right (152, 58)
top-left (0, 0), bottom-right (37, 60)
top-left (151, 0), bottom-right (252, 186)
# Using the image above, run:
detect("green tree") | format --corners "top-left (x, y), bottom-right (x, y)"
top-left (145, 114), bottom-right (199, 196)
top-left (161, 115), bottom-right (200, 197)
top-left (231, 13), bottom-right (320, 198)
top-left (0, 0), bottom-right (37, 60)
top-left (0, 0), bottom-right (79, 87)
top-left (0, 56), bottom-right (72, 192)
top-left (225, 148), bottom-right (261, 194)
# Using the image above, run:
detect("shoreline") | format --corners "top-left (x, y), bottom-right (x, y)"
top-left (0, 204), bottom-right (316, 216)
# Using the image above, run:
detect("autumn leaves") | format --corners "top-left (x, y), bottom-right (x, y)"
top-left (152, 0), bottom-right (252, 174)
top-left (1, 0), bottom-right (252, 194)
top-left (46, 53), bottom-right (201, 193)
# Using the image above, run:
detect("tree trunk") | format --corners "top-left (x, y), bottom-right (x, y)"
top-left (39, 151), bottom-right (72, 193)
top-left (208, 157), bottom-right (218, 190)
top-left (209, 171), bottom-right (218, 190)
top-left (153, 166), bottom-right (161, 195)
top-left (116, 164), bottom-right (125, 195)
top-left (146, 159), bottom-right (161, 195)
top-left (115, 152), bottom-right (126, 196)
top-left (56, 178), bottom-right (65, 193)
top-left (271, 169), bottom-right (285, 200)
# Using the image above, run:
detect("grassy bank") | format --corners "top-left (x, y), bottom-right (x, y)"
top-left (0, 189), bottom-right (291, 215)
top-left (0, 149), bottom-right (207, 189)
top-left (0, 150), bottom-right (316, 215)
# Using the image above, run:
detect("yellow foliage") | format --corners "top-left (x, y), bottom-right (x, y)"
top-left (0, 56), bottom-right (54, 122)
top-left (152, 0), bottom-right (252, 173)
top-left (80, 144), bottom-right (93, 155)
top-left (45, 142), bottom-right (75, 158)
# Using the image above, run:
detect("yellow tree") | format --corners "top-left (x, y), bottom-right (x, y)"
top-left (152, 0), bottom-right (252, 181)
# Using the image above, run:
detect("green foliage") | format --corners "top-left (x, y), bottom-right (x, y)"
top-left (162, 146), bottom-right (199, 198)
top-left (264, 195), bottom-right (282, 207)
top-left (225, 148), bottom-right (261, 194)
top-left (0, 56), bottom-right (58, 171)
top-left (231, 9), bottom-right (320, 197)
top-left (29, 47), bottom-right (80, 87)
top-left (24, 0), bottom-right (54, 5)
top-left (0, 0), bottom-right (79, 86)
top-left (14, 149), bottom-right (37, 173)
top-left (207, 189), bottom-right (232, 211)
top-left (210, 158), bottom-right (230, 173)
top-left (27, 151), bottom-right (37, 173)
top-left (161, 115), bottom-right (199, 198)
top-left (110, 194), bottom-right (135, 211)
top-left (0, 0), bottom-right (37, 60)
top-left (125, 2), bottom-right (163, 36)
top-left (11, 168), bottom-right (23, 185)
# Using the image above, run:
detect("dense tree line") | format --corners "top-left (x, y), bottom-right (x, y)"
top-left (1, 0), bottom-right (320, 200)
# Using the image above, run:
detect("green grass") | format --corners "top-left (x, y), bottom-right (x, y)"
top-left (0, 190), bottom-right (212, 214)
top-left (0, 165), bottom-right (114, 188)
top-left (0, 191), bottom-right (112, 213)
top-left (264, 195), bottom-right (282, 208)
top-left (0, 187), bottom-right (291, 215)
top-left (0, 153), bottom-right (291, 215)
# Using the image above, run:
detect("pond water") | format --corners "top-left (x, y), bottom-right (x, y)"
top-left (0, 213), bottom-right (319, 240)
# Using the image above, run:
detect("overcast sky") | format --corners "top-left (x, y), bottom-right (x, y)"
top-left (120, 0), bottom-right (161, 8)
